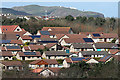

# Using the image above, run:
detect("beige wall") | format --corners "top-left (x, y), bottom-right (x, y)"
top-left (14, 26), bottom-right (22, 32)
top-left (86, 59), bottom-right (99, 64)
top-left (63, 60), bottom-right (70, 68)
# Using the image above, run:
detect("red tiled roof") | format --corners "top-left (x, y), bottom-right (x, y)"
top-left (1, 51), bottom-right (13, 56)
top-left (29, 45), bottom-right (45, 50)
top-left (2, 33), bottom-right (17, 40)
top-left (32, 68), bottom-right (43, 73)
top-left (10, 40), bottom-right (23, 45)
top-left (79, 32), bottom-right (104, 36)
top-left (63, 38), bottom-right (85, 43)
top-left (47, 67), bottom-right (61, 73)
top-left (109, 49), bottom-right (119, 55)
top-left (30, 59), bottom-right (58, 65)
top-left (2, 61), bottom-right (23, 66)
top-left (64, 58), bottom-right (72, 63)
top-left (66, 34), bottom-right (87, 39)
top-left (40, 35), bottom-right (50, 39)
top-left (49, 31), bottom-right (69, 35)
top-left (41, 27), bottom-right (71, 35)
top-left (1, 25), bottom-right (18, 32)
top-left (23, 46), bottom-right (30, 50)
top-left (21, 35), bottom-right (32, 40)
top-left (43, 59), bottom-right (58, 64)
top-left (102, 33), bottom-right (118, 38)
top-left (30, 60), bottom-right (41, 65)
top-left (55, 34), bottom-right (65, 40)
top-left (41, 27), bottom-right (71, 31)
top-left (45, 43), bottom-right (56, 48)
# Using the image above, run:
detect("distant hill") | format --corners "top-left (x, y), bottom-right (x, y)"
top-left (2, 5), bottom-right (104, 17)
top-left (0, 8), bottom-right (31, 15)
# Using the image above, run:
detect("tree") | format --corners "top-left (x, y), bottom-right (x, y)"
top-left (65, 15), bottom-right (74, 21)
top-left (109, 18), bottom-right (116, 30)
top-left (24, 42), bottom-right (30, 46)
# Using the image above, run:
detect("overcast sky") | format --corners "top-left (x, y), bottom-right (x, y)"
top-left (1, 1), bottom-right (119, 17)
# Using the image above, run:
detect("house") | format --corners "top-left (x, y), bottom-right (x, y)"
top-left (54, 34), bottom-right (66, 42)
top-left (33, 35), bottom-right (50, 43)
top-left (0, 25), bottom-right (31, 36)
top-left (0, 51), bottom-right (13, 60)
top-left (16, 52), bottom-right (41, 60)
top-left (14, 31), bottom-right (32, 36)
top-left (98, 55), bottom-right (113, 64)
top-left (94, 43), bottom-right (118, 51)
top-left (65, 34), bottom-right (87, 39)
top-left (108, 49), bottom-right (120, 55)
top-left (0, 25), bottom-right (24, 33)
top-left (63, 57), bottom-right (98, 68)
top-left (32, 67), bottom-right (61, 77)
top-left (22, 45), bottom-right (44, 52)
top-left (29, 59), bottom-right (59, 69)
top-left (42, 51), bottom-right (70, 59)
top-left (0, 61), bottom-right (23, 70)
top-left (37, 38), bottom-right (58, 45)
top-left (18, 35), bottom-right (33, 43)
top-left (45, 43), bottom-right (57, 51)
top-left (101, 33), bottom-right (118, 42)
top-left (5, 46), bottom-right (22, 55)
top-left (87, 33), bottom-right (104, 43)
top-left (37, 31), bottom-right (50, 35)
top-left (80, 32), bottom-right (118, 43)
top-left (70, 44), bottom-right (94, 52)
top-left (78, 51), bottom-right (108, 57)
top-left (54, 34), bottom-right (87, 43)
top-left (39, 27), bottom-right (73, 37)
top-left (39, 68), bottom-right (61, 77)
top-left (60, 38), bottom-right (94, 46)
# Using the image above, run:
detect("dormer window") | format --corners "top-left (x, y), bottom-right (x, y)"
top-left (6, 29), bottom-right (7, 31)
top-left (3, 29), bottom-right (4, 31)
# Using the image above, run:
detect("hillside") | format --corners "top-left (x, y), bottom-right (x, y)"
top-left (0, 8), bottom-right (31, 15)
top-left (12, 5), bottom-right (104, 17)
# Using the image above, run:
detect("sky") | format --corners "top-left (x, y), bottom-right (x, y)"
top-left (1, 2), bottom-right (119, 18)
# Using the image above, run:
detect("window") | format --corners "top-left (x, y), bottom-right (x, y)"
top-left (6, 29), bottom-right (7, 31)
top-left (51, 48), bottom-right (55, 51)
top-left (17, 29), bottom-right (20, 31)
top-left (28, 57), bottom-right (31, 58)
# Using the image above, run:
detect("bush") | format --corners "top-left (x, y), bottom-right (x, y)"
top-left (57, 59), bottom-right (64, 64)
top-left (65, 15), bottom-right (74, 21)
top-left (12, 56), bottom-right (18, 60)
top-left (24, 42), bottom-right (30, 46)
